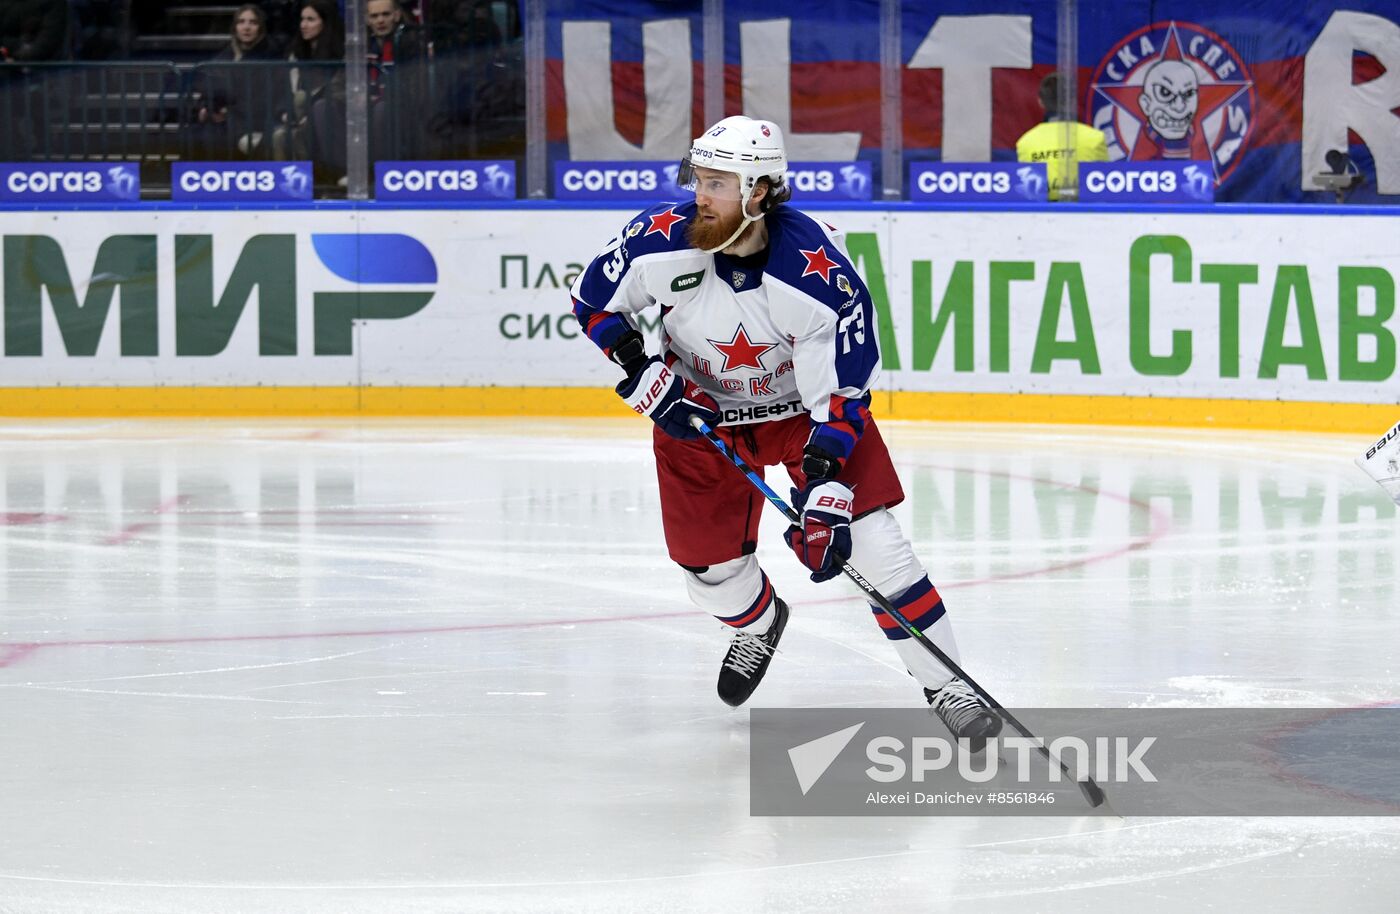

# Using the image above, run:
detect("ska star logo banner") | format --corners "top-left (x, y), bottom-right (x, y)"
top-left (1088, 21), bottom-right (1256, 185)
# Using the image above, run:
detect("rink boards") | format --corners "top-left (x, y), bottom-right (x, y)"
top-left (0, 205), bottom-right (1395, 432)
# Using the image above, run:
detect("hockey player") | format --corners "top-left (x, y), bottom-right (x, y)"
top-left (570, 115), bottom-right (1000, 745)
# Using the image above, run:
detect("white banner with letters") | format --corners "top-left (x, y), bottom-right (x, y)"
top-left (0, 207), bottom-right (1395, 405)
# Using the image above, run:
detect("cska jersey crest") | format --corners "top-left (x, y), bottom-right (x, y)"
top-left (571, 202), bottom-right (880, 426)
top-left (709, 324), bottom-right (777, 372)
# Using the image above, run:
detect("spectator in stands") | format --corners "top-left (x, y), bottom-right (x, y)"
top-left (0, 0), bottom-right (70, 63)
top-left (0, 0), bottom-right (70, 161)
top-left (367, 0), bottom-right (426, 161)
top-left (424, 0), bottom-right (519, 157)
top-left (429, 0), bottom-right (502, 50)
top-left (466, 1), bottom-right (503, 48)
top-left (1015, 73), bottom-right (1108, 202)
top-left (260, 0), bottom-right (299, 49)
top-left (69, 0), bottom-right (123, 60)
top-left (273, 0), bottom-right (346, 182)
top-left (192, 5), bottom-right (282, 159)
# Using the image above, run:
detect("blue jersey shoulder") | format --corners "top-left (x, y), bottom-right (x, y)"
top-left (767, 208), bottom-right (880, 399)
top-left (765, 208), bottom-right (865, 309)
top-left (575, 200), bottom-right (697, 309)
top-left (619, 200), bottom-right (698, 258)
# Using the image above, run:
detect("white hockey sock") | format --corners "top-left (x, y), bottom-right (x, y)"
top-left (892, 613), bottom-right (960, 692)
top-left (846, 509), bottom-right (963, 692)
top-left (683, 556), bottom-right (777, 632)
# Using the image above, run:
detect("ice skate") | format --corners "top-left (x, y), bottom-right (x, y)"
top-left (925, 678), bottom-right (1002, 752)
top-left (716, 597), bottom-right (789, 707)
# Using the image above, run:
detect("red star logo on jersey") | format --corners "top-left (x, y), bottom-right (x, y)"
top-left (708, 324), bottom-right (777, 372)
top-left (645, 206), bottom-right (685, 240)
top-left (799, 246), bottom-right (840, 283)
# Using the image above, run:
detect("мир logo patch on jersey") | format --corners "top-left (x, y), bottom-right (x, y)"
top-left (1088, 21), bottom-right (1255, 184)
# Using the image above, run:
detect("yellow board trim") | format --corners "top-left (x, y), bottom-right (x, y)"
top-left (0, 386), bottom-right (1392, 433)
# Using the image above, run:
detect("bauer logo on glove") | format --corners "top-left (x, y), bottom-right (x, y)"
top-left (616, 355), bottom-right (721, 440)
top-left (629, 365), bottom-right (675, 415)
top-left (785, 479), bottom-right (855, 582)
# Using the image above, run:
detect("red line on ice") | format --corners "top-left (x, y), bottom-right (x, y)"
top-left (931, 462), bottom-right (1174, 587)
top-left (0, 513), bottom-right (67, 527)
top-left (0, 610), bottom-right (696, 669)
top-left (801, 462), bottom-right (1173, 605)
top-left (3, 463), bottom-right (1172, 669)
top-left (0, 644), bottom-right (39, 668)
top-left (100, 495), bottom-right (193, 546)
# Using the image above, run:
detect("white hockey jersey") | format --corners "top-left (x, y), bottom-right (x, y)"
top-left (571, 201), bottom-right (881, 434)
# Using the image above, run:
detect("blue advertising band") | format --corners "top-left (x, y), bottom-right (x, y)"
top-left (554, 161), bottom-right (685, 201)
top-left (1078, 161), bottom-right (1216, 203)
top-left (0, 163), bottom-right (141, 203)
top-left (553, 160), bottom-right (874, 201)
top-left (375, 161), bottom-right (517, 201)
top-left (171, 162), bottom-right (313, 202)
top-left (909, 162), bottom-right (1049, 202)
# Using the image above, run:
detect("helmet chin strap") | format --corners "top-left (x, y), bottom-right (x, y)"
top-left (699, 186), bottom-right (763, 254)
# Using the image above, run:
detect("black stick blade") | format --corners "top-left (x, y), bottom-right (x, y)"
top-left (1078, 778), bottom-right (1108, 808)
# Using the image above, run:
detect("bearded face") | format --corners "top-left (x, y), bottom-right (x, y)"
top-left (686, 202), bottom-right (747, 252)
top-left (1138, 60), bottom-right (1199, 140)
top-left (685, 169), bottom-right (766, 251)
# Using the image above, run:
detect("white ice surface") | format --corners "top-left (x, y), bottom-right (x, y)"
top-left (1, 418), bottom-right (1398, 913)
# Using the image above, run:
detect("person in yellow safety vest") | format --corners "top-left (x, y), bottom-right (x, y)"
top-left (1015, 73), bottom-right (1108, 201)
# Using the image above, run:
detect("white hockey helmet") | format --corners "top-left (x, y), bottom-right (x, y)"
top-left (679, 116), bottom-right (791, 250)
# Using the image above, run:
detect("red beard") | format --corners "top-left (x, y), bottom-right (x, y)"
top-left (686, 206), bottom-right (747, 251)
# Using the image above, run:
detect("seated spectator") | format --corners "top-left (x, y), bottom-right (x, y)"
top-left (191, 5), bottom-right (282, 159)
top-left (69, 0), bottom-right (123, 60)
top-left (0, 0), bottom-right (70, 161)
top-left (464, 1), bottom-right (503, 48)
top-left (260, 0), bottom-right (300, 49)
top-left (366, 0), bottom-right (426, 161)
top-left (0, 0), bottom-right (70, 63)
top-left (272, 0), bottom-right (346, 182)
top-left (424, 0), bottom-right (521, 157)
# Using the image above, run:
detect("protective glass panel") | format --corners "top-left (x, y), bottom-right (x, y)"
top-left (901, 3), bottom-right (1058, 196)
top-left (5, 0), bottom-right (1397, 203)
top-left (1075, 0), bottom-right (1393, 203)
top-left (723, 0), bottom-right (881, 201)
top-left (543, 0), bottom-right (704, 199)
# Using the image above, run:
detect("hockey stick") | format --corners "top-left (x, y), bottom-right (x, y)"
top-left (690, 416), bottom-right (1109, 810)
